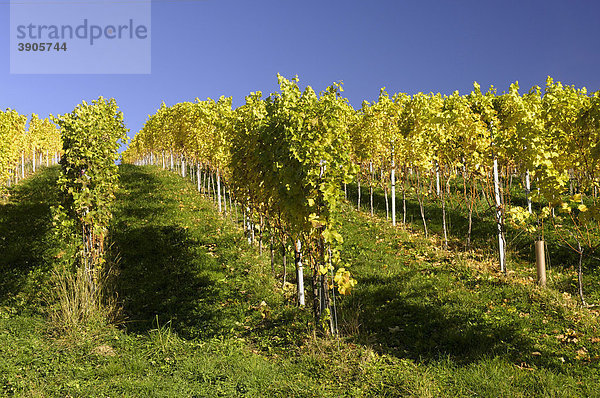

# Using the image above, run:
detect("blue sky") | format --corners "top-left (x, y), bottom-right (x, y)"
top-left (1, 0), bottom-right (600, 148)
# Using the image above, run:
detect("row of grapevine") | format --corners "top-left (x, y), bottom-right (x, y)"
top-left (51, 97), bottom-right (129, 325)
top-left (0, 109), bottom-right (62, 195)
top-left (229, 78), bottom-right (356, 329)
top-left (124, 75), bottom-right (600, 307)
top-left (349, 77), bottom-right (600, 303)
top-left (123, 76), bottom-right (356, 332)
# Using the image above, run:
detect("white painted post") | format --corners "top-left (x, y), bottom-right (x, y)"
top-left (296, 239), bottom-right (305, 306)
top-left (217, 168), bottom-right (222, 213)
top-left (525, 170), bottom-right (532, 214)
top-left (197, 163), bottom-right (201, 191)
top-left (391, 144), bottom-right (396, 226)
top-left (435, 160), bottom-right (441, 196)
top-left (357, 176), bottom-right (361, 210)
top-left (493, 157), bottom-right (506, 274)
top-left (369, 161), bottom-right (374, 216)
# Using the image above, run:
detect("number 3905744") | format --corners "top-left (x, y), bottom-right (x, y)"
top-left (17, 42), bottom-right (67, 51)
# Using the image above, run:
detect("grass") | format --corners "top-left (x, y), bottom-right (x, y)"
top-left (345, 177), bottom-right (600, 305)
top-left (0, 166), bottom-right (59, 313)
top-left (338, 206), bottom-right (600, 365)
top-left (0, 165), bottom-right (599, 396)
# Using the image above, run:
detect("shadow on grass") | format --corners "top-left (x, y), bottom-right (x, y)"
top-left (0, 167), bottom-right (60, 309)
top-left (345, 181), bottom-right (587, 267)
top-left (339, 269), bottom-right (579, 372)
top-left (346, 182), bottom-right (499, 247)
top-left (345, 274), bottom-right (522, 358)
top-left (112, 165), bottom-right (247, 339)
top-left (113, 224), bottom-right (223, 336)
top-left (336, 205), bottom-right (575, 372)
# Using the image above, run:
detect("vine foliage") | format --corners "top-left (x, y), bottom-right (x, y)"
top-left (51, 97), bottom-right (128, 325)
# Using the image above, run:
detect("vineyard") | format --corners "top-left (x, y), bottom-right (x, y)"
top-left (0, 110), bottom-right (61, 193)
top-left (1, 77), bottom-right (600, 396)
top-left (124, 75), bottom-right (600, 309)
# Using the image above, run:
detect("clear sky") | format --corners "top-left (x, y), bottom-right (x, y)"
top-left (1, 0), bottom-right (600, 148)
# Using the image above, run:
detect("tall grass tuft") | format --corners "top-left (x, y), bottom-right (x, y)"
top-left (48, 258), bottom-right (121, 335)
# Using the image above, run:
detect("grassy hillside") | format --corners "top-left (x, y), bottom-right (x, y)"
top-left (0, 165), bottom-right (598, 397)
